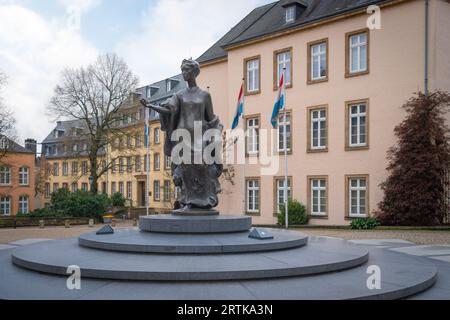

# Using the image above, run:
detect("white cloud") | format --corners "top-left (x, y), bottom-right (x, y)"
top-left (116, 0), bottom-right (272, 85)
top-left (58, 0), bottom-right (101, 12)
top-left (0, 4), bottom-right (98, 145)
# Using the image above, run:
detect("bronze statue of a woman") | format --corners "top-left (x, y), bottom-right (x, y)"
top-left (141, 59), bottom-right (223, 214)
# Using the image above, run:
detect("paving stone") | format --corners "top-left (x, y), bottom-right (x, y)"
top-left (389, 245), bottom-right (450, 257)
top-left (9, 239), bottom-right (52, 246)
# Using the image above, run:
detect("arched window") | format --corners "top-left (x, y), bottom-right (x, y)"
top-left (0, 166), bottom-right (11, 185)
top-left (19, 167), bottom-right (29, 186)
top-left (19, 196), bottom-right (29, 214)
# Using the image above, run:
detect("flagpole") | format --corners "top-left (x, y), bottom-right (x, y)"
top-left (145, 109), bottom-right (150, 216)
top-left (283, 67), bottom-right (289, 230)
top-left (241, 78), bottom-right (246, 215)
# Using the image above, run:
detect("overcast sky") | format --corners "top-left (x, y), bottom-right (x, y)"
top-left (0, 0), bottom-right (273, 146)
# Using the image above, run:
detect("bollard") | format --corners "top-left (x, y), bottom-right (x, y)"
top-left (88, 219), bottom-right (94, 228)
top-left (133, 218), bottom-right (137, 227)
top-left (39, 220), bottom-right (45, 229)
top-left (65, 220), bottom-right (70, 228)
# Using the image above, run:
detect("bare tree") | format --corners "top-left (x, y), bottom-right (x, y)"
top-left (0, 71), bottom-right (16, 160)
top-left (48, 53), bottom-right (139, 193)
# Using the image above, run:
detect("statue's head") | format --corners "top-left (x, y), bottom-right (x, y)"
top-left (181, 59), bottom-right (200, 81)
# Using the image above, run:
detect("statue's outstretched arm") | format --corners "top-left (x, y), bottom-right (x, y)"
top-left (140, 99), bottom-right (171, 115)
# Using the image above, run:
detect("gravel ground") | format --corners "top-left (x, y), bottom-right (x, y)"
top-left (293, 228), bottom-right (450, 245)
top-left (0, 222), bottom-right (449, 245)
top-left (0, 220), bottom-right (134, 244)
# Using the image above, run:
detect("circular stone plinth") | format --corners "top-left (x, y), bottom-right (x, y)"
top-left (78, 228), bottom-right (308, 254)
top-left (139, 214), bottom-right (252, 234)
top-left (11, 236), bottom-right (369, 281)
top-left (172, 209), bottom-right (219, 216)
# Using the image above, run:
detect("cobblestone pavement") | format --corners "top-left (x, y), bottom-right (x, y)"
top-left (0, 222), bottom-right (449, 245)
top-left (293, 228), bottom-right (450, 245)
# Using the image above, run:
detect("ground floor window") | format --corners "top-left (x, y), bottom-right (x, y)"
top-left (119, 182), bottom-right (124, 196)
top-left (71, 183), bottom-right (78, 193)
top-left (246, 179), bottom-right (260, 214)
top-left (154, 181), bottom-right (160, 201)
top-left (1, 197), bottom-right (11, 215)
top-left (275, 178), bottom-right (291, 213)
top-left (127, 182), bottom-right (132, 200)
top-left (347, 176), bottom-right (368, 217)
top-left (163, 180), bottom-right (171, 202)
top-left (308, 177), bottom-right (327, 216)
top-left (81, 183), bottom-right (88, 192)
top-left (19, 196), bottom-right (29, 214)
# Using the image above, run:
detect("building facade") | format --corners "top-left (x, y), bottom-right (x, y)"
top-left (196, 0), bottom-right (450, 225)
top-left (40, 75), bottom-right (186, 213)
top-left (0, 137), bottom-right (36, 216)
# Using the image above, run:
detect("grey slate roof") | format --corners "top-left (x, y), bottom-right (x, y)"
top-left (136, 73), bottom-right (186, 104)
top-left (0, 136), bottom-right (34, 154)
top-left (197, 0), bottom-right (393, 64)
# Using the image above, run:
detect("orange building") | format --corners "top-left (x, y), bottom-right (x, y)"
top-left (0, 137), bottom-right (36, 216)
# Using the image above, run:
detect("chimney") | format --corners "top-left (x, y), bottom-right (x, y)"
top-left (25, 138), bottom-right (37, 155)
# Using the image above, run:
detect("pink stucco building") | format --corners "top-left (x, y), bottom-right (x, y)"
top-left (196, 0), bottom-right (450, 225)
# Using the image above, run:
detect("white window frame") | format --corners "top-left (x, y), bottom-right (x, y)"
top-left (278, 113), bottom-right (291, 152)
top-left (19, 196), bottom-right (29, 214)
top-left (349, 178), bottom-right (368, 217)
top-left (246, 180), bottom-right (260, 213)
top-left (311, 179), bottom-right (327, 216)
top-left (349, 103), bottom-right (367, 147)
top-left (111, 182), bottom-right (117, 194)
top-left (1, 197), bottom-right (11, 216)
top-left (0, 138), bottom-right (9, 150)
top-left (154, 180), bottom-right (160, 201)
top-left (0, 166), bottom-right (11, 185)
top-left (246, 59), bottom-right (260, 93)
top-left (246, 118), bottom-right (259, 155)
top-left (154, 153), bottom-right (160, 171)
top-left (166, 81), bottom-right (172, 92)
top-left (285, 6), bottom-right (295, 23)
top-left (276, 178), bottom-right (291, 213)
top-left (311, 42), bottom-right (327, 80)
top-left (127, 181), bottom-right (132, 200)
top-left (311, 109), bottom-right (327, 150)
top-left (277, 51), bottom-right (291, 86)
top-left (163, 180), bottom-right (171, 202)
top-left (19, 167), bottom-right (29, 186)
top-left (62, 162), bottom-right (68, 176)
top-left (119, 182), bottom-right (124, 195)
top-left (154, 128), bottom-right (160, 144)
top-left (71, 183), bottom-right (78, 193)
top-left (349, 33), bottom-right (368, 74)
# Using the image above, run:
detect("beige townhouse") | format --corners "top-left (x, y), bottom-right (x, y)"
top-left (196, 0), bottom-right (450, 225)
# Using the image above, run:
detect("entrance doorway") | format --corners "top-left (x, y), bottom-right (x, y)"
top-left (138, 182), bottom-right (146, 207)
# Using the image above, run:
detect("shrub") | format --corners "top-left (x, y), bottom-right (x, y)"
top-left (16, 208), bottom-right (67, 218)
top-left (350, 218), bottom-right (381, 230)
top-left (50, 190), bottom-right (111, 220)
top-left (111, 192), bottom-right (126, 207)
top-left (277, 198), bottom-right (309, 226)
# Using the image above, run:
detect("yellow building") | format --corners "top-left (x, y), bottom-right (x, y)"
top-left (40, 75), bottom-right (186, 214)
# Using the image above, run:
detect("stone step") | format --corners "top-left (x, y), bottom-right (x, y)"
top-left (12, 236), bottom-right (368, 281)
top-left (78, 228), bottom-right (308, 254)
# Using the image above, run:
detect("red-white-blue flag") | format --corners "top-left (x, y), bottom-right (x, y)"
top-left (231, 82), bottom-right (245, 130)
top-left (144, 108), bottom-right (149, 147)
top-left (271, 72), bottom-right (286, 128)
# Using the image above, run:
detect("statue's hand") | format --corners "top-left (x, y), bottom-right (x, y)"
top-left (140, 99), bottom-right (148, 107)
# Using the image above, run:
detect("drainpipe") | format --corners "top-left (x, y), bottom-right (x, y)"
top-left (424, 0), bottom-right (429, 96)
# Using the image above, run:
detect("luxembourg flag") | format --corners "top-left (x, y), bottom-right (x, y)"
top-left (271, 72), bottom-right (286, 128)
top-left (231, 83), bottom-right (245, 130)
top-left (144, 108), bottom-right (149, 147)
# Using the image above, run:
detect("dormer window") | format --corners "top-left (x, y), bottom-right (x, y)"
top-left (285, 6), bottom-right (296, 23)
top-left (146, 87), bottom-right (152, 98)
top-left (166, 81), bottom-right (172, 92)
top-left (0, 137), bottom-right (8, 150)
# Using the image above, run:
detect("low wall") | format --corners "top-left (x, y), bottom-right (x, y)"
top-left (0, 217), bottom-right (90, 228)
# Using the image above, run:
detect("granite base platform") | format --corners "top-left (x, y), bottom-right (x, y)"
top-left (0, 212), bottom-right (440, 299)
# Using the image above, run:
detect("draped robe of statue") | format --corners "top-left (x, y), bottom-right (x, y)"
top-left (159, 87), bottom-right (223, 210)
